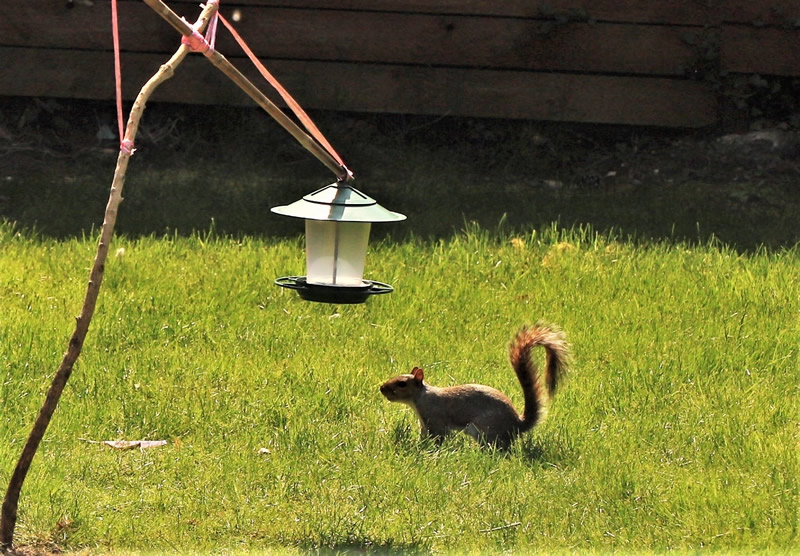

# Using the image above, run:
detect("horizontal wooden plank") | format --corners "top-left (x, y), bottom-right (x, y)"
top-left (721, 25), bottom-right (800, 75)
top-left (1, 1), bottom-right (698, 76)
top-left (209, 10), bottom-right (698, 75)
top-left (720, 0), bottom-right (800, 25)
top-left (52, 0), bottom-right (800, 26)
top-left (159, 0), bottom-right (716, 25)
top-left (0, 46), bottom-right (717, 127)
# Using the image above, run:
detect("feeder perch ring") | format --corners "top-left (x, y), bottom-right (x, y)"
top-left (274, 276), bottom-right (393, 304)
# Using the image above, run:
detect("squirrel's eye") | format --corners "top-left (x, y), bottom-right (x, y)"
top-left (398, 382), bottom-right (407, 388)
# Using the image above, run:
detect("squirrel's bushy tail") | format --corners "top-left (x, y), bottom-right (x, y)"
top-left (509, 323), bottom-right (569, 432)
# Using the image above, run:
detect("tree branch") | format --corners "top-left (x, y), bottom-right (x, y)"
top-left (0, 3), bottom-right (219, 551)
top-left (141, 0), bottom-right (351, 181)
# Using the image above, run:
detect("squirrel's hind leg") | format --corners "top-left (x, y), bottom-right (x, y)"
top-left (465, 423), bottom-right (514, 450)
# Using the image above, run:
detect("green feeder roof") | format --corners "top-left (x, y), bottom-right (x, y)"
top-left (271, 183), bottom-right (406, 223)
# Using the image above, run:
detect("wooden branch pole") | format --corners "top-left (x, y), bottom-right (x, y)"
top-left (0, 3), bottom-right (219, 552)
top-left (141, 0), bottom-right (351, 181)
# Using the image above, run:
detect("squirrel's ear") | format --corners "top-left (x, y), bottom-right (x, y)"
top-left (411, 367), bottom-right (424, 381)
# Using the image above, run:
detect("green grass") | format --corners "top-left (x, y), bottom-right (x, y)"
top-left (0, 220), bottom-right (798, 554)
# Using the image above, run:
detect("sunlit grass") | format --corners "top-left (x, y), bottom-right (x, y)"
top-left (1, 220), bottom-right (798, 553)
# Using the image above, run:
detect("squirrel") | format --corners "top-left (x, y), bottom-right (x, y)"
top-left (379, 323), bottom-right (569, 449)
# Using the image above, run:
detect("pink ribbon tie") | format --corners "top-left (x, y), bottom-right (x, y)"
top-left (120, 139), bottom-right (135, 155)
top-left (181, 28), bottom-right (213, 54)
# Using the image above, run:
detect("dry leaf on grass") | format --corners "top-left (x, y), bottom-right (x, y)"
top-left (81, 438), bottom-right (167, 450)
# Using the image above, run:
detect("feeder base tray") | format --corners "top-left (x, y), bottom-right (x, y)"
top-left (274, 276), bottom-right (393, 304)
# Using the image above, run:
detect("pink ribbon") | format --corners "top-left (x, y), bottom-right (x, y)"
top-left (218, 12), bottom-right (352, 179)
top-left (111, 0), bottom-right (133, 154)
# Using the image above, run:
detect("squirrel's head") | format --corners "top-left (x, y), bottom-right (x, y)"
top-left (380, 366), bottom-right (425, 403)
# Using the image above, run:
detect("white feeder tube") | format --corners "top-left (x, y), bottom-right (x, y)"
top-left (305, 220), bottom-right (371, 286)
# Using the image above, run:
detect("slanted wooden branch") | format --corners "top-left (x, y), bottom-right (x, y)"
top-left (1, 0), bottom-right (358, 548)
top-left (0, 3), bottom-right (218, 551)
top-left (141, 0), bottom-right (351, 181)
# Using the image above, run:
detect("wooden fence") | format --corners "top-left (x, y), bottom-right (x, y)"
top-left (1, 0), bottom-right (799, 127)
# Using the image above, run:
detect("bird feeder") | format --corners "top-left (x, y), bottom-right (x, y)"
top-left (272, 182), bottom-right (406, 304)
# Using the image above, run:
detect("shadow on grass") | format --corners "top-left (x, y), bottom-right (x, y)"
top-left (387, 421), bottom-right (577, 468)
top-left (302, 539), bottom-right (431, 555)
top-left (517, 436), bottom-right (578, 470)
top-left (2, 97), bottom-right (798, 251)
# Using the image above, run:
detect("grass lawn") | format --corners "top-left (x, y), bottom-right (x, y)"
top-left (1, 98), bottom-right (799, 553)
top-left (1, 220), bottom-right (797, 554)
